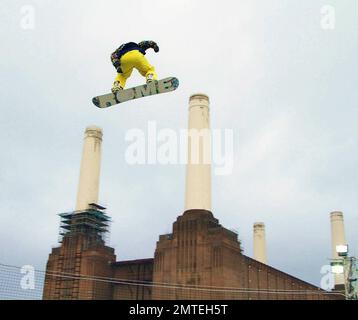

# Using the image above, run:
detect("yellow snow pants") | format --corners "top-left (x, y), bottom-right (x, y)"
top-left (114, 50), bottom-right (157, 88)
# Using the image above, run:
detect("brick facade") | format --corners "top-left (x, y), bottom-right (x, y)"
top-left (43, 210), bottom-right (342, 300)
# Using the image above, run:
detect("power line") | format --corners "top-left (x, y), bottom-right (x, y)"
top-left (0, 262), bottom-right (345, 297)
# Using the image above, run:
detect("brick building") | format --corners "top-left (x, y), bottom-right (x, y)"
top-left (43, 207), bottom-right (341, 300)
top-left (43, 95), bottom-right (343, 300)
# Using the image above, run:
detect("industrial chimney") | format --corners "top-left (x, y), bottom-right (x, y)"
top-left (330, 211), bottom-right (347, 289)
top-left (253, 222), bottom-right (267, 264)
top-left (185, 94), bottom-right (212, 212)
top-left (76, 126), bottom-right (103, 211)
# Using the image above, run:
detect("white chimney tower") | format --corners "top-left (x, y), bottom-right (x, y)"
top-left (185, 94), bottom-right (212, 211)
top-left (253, 222), bottom-right (267, 264)
top-left (76, 126), bottom-right (103, 211)
top-left (330, 211), bottom-right (347, 288)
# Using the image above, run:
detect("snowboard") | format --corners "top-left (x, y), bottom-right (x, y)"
top-left (92, 77), bottom-right (179, 108)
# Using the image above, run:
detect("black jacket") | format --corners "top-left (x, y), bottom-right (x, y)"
top-left (111, 41), bottom-right (159, 71)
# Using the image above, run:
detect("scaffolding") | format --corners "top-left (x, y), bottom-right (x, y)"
top-left (345, 257), bottom-right (358, 300)
top-left (58, 203), bottom-right (111, 246)
top-left (331, 254), bottom-right (358, 300)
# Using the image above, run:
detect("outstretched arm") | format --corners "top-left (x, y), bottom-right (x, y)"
top-left (138, 40), bottom-right (159, 53)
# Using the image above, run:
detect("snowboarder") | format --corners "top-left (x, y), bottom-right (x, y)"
top-left (110, 41), bottom-right (160, 93)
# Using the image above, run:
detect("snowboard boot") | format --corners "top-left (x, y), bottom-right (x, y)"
top-left (111, 81), bottom-right (123, 94)
top-left (146, 73), bottom-right (155, 84)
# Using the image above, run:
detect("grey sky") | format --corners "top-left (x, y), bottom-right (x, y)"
top-left (0, 0), bottom-right (357, 289)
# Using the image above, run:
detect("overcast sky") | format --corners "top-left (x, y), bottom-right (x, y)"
top-left (0, 0), bottom-right (357, 291)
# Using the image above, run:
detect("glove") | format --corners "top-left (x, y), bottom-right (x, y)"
top-left (153, 44), bottom-right (159, 53)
